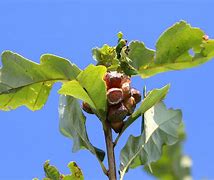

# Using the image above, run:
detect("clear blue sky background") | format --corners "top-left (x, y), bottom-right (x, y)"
top-left (0, 0), bottom-right (214, 179)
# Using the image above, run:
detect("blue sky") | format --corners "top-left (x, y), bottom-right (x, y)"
top-left (0, 0), bottom-right (214, 179)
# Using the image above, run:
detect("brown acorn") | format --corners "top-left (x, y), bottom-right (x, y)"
top-left (121, 82), bottom-right (131, 100)
top-left (82, 102), bottom-right (94, 114)
top-left (107, 103), bottom-right (128, 122)
top-left (123, 96), bottom-right (136, 115)
top-left (131, 88), bottom-right (141, 104)
top-left (107, 88), bottom-right (123, 105)
top-left (110, 121), bottom-right (124, 133)
top-left (104, 71), bottom-right (123, 89)
top-left (121, 75), bottom-right (131, 84)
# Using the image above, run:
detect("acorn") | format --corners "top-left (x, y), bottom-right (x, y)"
top-left (107, 88), bottom-right (123, 105)
top-left (107, 103), bottom-right (128, 122)
top-left (104, 71), bottom-right (123, 89)
top-left (131, 88), bottom-right (141, 104)
top-left (103, 71), bottom-right (141, 132)
top-left (123, 96), bottom-right (136, 115)
top-left (110, 121), bottom-right (124, 133)
top-left (121, 75), bottom-right (131, 84)
top-left (82, 102), bottom-right (94, 114)
top-left (121, 82), bottom-right (131, 100)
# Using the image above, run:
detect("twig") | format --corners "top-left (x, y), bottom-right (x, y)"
top-left (104, 121), bottom-right (117, 180)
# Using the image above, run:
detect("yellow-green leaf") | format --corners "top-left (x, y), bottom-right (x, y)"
top-left (0, 51), bottom-right (81, 111)
top-left (59, 64), bottom-right (107, 121)
top-left (128, 21), bottom-right (214, 78)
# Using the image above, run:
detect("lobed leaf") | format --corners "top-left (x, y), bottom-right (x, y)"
top-left (120, 102), bottom-right (182, 179)
top-left (63, 161), bottom-right (84, 180)
top-left (44, 160), bottom-right (61, 180)
top-left (58, 95), bottom-right (105, 166)
top-left (128, 21), bottom-right (214, 78)
top-left (128, 41), bottom-right (155, 70)
top-left (144, 124), bottom-right (192, 180)
top-left (39, 161), bottom-right (84, 180)
top-left (0, 51), bottom-right (81, 111)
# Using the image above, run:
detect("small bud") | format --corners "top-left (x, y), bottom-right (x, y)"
top-left (110, 121), bottom-right (124, 133)
top-left (82, 102), bottom-right (94, 114)
top-left (108, 103), bottom-right (128, 122)
top-left (104, 71), bottom-right (123, 89)
top-left (117, 31), bottom-right (123, 39)
top-left (121, 82), bottom-right (131, 99)
top-left (107, 88), bottom-right (123, 105)
top-left (131, 88), bottom-right (141, 104)
top-left (123, 96), bottom-right (136, 115)
top-left (203, 35), bottom-right (209, 41)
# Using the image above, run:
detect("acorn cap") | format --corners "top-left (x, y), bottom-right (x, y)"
top-left (107, 88), bottom-right (123, 105)
top-left (123, 96), bottom-right (136, 115)
top-left (121, 82), bottom-right (131, 100)
top-left (82, 102), bottom-right (94, 114)
top-left (104, 71), bottom-right (123, 89)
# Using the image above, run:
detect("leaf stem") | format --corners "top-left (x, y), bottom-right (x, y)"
top-left (104, 121), bottom-right (117, 180)
top-left (100, 164), bottom-right (108, 177)
top-left (141, 85), bottom-right (147, 133)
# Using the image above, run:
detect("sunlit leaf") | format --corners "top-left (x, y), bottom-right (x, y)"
top-left (128, 21), bottom-right (214, 78)
top-left (44, 160), bottom-right (60, 180)
top-left (39, 161), bottom-right (84, 180)
top-left (92, 44), bottom-right (119, 70)
top-left (0, 51), bottom-right (81, 111)
top-left (128, 41), bottom-right (155, 69)
top-left (63, 161), bottom-right (84, 180)
top-left (58, 64), bottom-right (107, 121)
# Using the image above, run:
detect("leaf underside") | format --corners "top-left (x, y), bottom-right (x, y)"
top-left (59, 95), bottom-right (105, 162)
top-left (144, 124), bottom-right (192, 180)
top-left (120, 102), bottom-right (182, 180)
top-left (120, 84), bottom-right (170, 136)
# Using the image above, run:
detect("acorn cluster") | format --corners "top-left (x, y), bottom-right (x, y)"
top-left (82, 71), bottom-right (141, 133)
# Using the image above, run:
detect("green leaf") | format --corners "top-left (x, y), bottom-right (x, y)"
top-left (58, 80), bottom-right (95, 109)
top-left (128, 21), bottom-right (214, 78)
top-left (0, 51), bottom-right (81, 111)
top-left (92, 45), bottom-right (119, 70)
top-left (44, 160), bottom-right (60, 180)
top-left (128, 41), bottom-right (155, 70)
top-left (58, 64), bottom-right (107, 121)
top-left (38, 161), bottom-right (84, 180)
top-left (156, 21), bottom-right (203, 64)
top-left (63, 162), bottom-right (84, 180)
top-left (58, 95), bottom-right (105, 165)
top-left (120, 102), bottom-right (182, 180)
top-left (116, 84), bottom-right (170, 142)
top-left (144, 124), bottom-right (192, 180)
